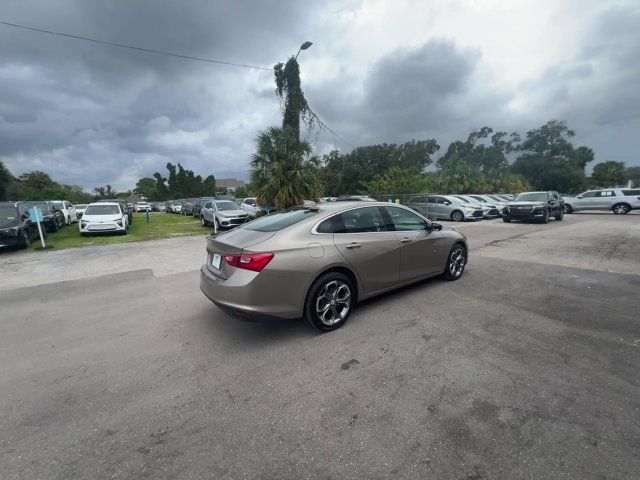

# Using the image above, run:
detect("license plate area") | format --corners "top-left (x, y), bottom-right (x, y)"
top-left (211, 253), bottom-right (222, 269)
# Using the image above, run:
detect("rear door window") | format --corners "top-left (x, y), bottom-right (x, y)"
top-left (340, 207), bottom-right (389, 233)
top-left (316, 215), bottom-right (346, 233)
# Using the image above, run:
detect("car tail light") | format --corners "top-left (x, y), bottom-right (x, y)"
top-left (224, 253), bottom-right (274, 272)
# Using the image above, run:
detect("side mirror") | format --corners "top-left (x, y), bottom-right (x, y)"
top-left (576, 195), bottom-right (583, 199)
top-left (430, 222), bottom-right (443, 231)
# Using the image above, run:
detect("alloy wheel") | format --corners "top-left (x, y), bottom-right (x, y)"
top-left (451, 211), bottom-right (463, 222)
top-left (613, 203), bottom-right (630, 215)
top-left (449, 247), bottom-right (466, 278)
top-left (315, 280), bottom-right (352, 327)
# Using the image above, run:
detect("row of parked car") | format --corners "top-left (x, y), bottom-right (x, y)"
top-left (153, 197), bottom-right (264, 230)
top-left (0, 198), bottom-right (141, 249)
top-left (326, 188), bottom-right (640, 223)
top-left (1, 199), bottom-right (82, 248)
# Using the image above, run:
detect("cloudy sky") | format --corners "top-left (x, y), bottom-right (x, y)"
top-left (1, 0), bottom-right (638, 191)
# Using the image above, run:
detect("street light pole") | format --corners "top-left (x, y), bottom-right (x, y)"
top-left (295, 41), bottom-right (313, 60)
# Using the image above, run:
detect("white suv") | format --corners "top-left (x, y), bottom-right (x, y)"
top-left (240, 197), bottom-right (262, 217)
top-left (563, 188), bottom-right (640, 214)
top-left (52, 200), bottom-right (78, 225)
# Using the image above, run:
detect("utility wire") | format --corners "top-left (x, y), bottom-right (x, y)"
top-left (0, 20), bottom-right (273, 70)
top-left (0, 20), bottom-right (357, 149)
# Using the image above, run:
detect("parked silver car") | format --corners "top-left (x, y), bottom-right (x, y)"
top-left (563, 188), bottom-right (640, 214)
top-left (200, 202), bottom-right (468, 331)
top-left (200, 200), bottom-right (248, 229)
top-left (406, 195), bottom-right (484, 222)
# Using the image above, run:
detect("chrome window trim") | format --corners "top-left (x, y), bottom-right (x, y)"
top-left (310, 203), bottom-right (432, 235)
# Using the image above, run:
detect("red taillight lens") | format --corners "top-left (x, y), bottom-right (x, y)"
top-left (224, 253), bottom-right (274, 272)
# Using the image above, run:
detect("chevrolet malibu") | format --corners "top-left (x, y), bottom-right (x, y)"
top-left (200, 202), bottom-right (468, 331)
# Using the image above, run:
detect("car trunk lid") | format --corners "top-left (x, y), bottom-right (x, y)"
top-left (205, 229), bottom-right (277, 279)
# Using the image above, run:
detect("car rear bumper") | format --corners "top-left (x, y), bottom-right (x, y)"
top-left (200, 265), bottom-right (303, 319)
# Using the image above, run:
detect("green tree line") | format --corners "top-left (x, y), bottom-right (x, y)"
top-left (317, 120), bottom-right (635, 196)
top-left (133, 162), bottom-right (216, 201)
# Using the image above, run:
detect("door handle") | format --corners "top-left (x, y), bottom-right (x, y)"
top-left (346, 242), bottom-right (362, 249)
top-left (400, 237), bottom-right (412, 243)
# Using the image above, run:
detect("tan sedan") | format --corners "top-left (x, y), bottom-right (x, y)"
top-left (200, 202), bottom-right (468, 331)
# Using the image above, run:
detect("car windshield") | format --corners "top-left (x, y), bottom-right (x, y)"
top-left (452, 196), bottom-right (470, 203)
top-left (513, 192), bottom-right (548, 202)
top-left (216, 201), bottom-right (241, 211)
top-left (84, 205), bottom-right (120, 215)
top-left (52, 201), bottom-right (64, 208)
top-left (244, 208), bottom-right (318, 232)
top-left (0, 206), bottom-right (19, 226)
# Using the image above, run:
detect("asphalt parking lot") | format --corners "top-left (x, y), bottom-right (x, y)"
top-left (1, 213), bottom-right (639, 479)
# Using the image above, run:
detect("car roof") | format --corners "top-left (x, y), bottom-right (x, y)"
top-left (89, 201), bottom-right (120, 206)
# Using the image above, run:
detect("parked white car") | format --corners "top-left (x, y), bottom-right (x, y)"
top-left (51, 200), bottom-right (78, 225)
top-left (74, 204), bottom-right (88, 219)
top-left (563, 188), bottom-right (640, 214)
top-left (135, 202), bottom-right (151, 212)
top-left (240, 197), bottom-right (263, 217)
top-left (80, 202), bottom-right (128, 236)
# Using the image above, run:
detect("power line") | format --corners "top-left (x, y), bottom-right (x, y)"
top-left (0, 20), bottom-right (273, 71)
top-left (0, 20), bottom-right (357, 149)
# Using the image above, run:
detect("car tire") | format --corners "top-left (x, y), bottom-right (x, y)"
top-left (21, 230), bottom-right (31, 249)
top-left (612, 203), bottom-right (631, 215)
top-left (502, 216), bottom-right (511, 222)
top-left (201, 216), bottom-right (208, 226)
top-left (555, 210), bottom-right (563, 221)
top-left (541, 210), bottom-right (549, 224)
top-left (450, 210), bottom-right (464, 222)
top-left (443, 243), bottom-right (467, 281)
top-left (564, 204), bottom-right (573, 214)
top-left (304, 272), bottom-right (354, 331)
top-left (50, 221), bottom-right (59, 233)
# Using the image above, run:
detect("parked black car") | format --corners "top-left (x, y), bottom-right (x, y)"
top-left (192, 197), bottom-right (215, 218)
top-left (0, 201), bottom-right (42, 249)
top-left (97, 199), bottom-right (134, 225)
top-left (503, 191), bottom-right (564, 223)
top-left (182, 198), bottom-right (198, 216)
top-left (29, 201), bottom-right (65, 232)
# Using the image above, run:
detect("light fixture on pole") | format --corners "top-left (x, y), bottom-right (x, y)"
top-left (295, 41), bottom-right (313, 60)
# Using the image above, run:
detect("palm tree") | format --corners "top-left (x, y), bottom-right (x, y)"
top-left (250, 126), bottom-right (322, 210)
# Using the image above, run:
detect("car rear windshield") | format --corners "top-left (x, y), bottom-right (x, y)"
top-left (0, 206), bottom-right (19, 226)
top-left (31, 202), bottom-right (52, 212)
top-left (513, 192), bottom-right (548, 201)
top-left (84, 205), bottom-right (120, 215)
top-left (622, 190), bottom-right (640, 196)
top-left (244, 208), bottom-right (318, 232)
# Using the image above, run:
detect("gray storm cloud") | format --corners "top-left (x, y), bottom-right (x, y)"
top-left (0, 0), bottom-right (639, 190)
